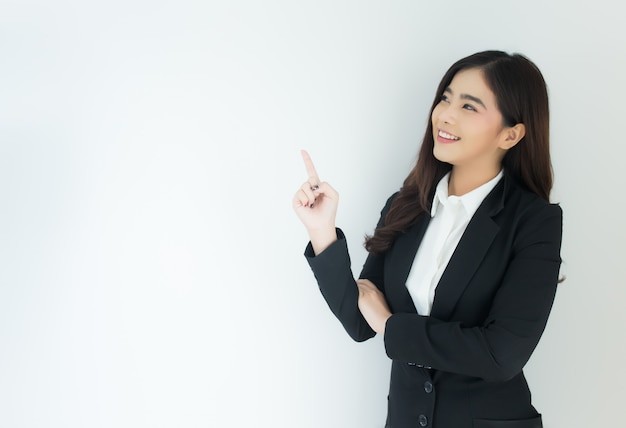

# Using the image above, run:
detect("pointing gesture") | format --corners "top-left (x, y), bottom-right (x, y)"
top-left (301, 149), bottom-right (320, 187)
top-left (293, 150), bottom-right (338, 254)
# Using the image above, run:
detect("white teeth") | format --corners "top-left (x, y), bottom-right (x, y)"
top-left (439, 130), bottom-right (460, 140)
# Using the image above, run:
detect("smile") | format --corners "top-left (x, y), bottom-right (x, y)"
top-left (438, 130), bottom-right (460, 141)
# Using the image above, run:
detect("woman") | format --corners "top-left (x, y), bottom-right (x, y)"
top-left (293, 50), bottom-right (562, 428)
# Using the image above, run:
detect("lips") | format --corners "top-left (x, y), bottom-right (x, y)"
top-left (437, 129), bottom-right (460, 143)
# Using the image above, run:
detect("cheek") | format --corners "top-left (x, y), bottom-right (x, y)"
top-left (467, 116), bottom-right (497, 138)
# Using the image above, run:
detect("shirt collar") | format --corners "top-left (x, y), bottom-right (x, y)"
top-left (431, 170), bottom-right (504, 218)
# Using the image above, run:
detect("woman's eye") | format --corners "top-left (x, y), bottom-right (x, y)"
top-left (439, 94), bottom-right (449, 103)
top-left (463, 104), bottom-right (476, 111)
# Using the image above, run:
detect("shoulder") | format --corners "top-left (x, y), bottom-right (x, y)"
top-left (500, 178), bottom-right (563, 250)
top-left (381, 191), bottom-right (401, 215)
top-left (372, 191), bottom-right (401, 229)
top-left (503, 176), bottom-right (562, 221)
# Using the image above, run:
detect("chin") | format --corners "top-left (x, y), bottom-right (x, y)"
top-left (433, 146), bottom-right (454, 164)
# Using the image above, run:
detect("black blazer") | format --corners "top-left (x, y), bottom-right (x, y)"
top-left (305, 171), bottom-right (563, 428)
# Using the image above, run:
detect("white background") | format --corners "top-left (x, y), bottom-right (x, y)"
top-left (1, 1), bottom-right (624, 427)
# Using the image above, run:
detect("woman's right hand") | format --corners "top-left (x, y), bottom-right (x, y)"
top-left (292, 150), bottom-right (338, 254)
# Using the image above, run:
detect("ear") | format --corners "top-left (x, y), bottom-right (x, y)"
top-left (499, 123), bottom-right (525, 150)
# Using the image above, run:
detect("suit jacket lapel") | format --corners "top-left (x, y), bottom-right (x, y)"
top-left (429, 176), bottom-right (508, 320)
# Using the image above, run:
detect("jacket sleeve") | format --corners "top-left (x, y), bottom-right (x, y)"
top-left (304, 193), bottom-right (397, 342)
top-left (383, 203), bottom-right (563, 381)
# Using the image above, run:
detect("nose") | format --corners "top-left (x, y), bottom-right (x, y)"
top-left (434, 103), bottom-right (456, 125)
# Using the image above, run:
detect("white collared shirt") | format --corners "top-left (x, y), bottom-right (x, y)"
top-left (405, 170), bottom-right (503, 315)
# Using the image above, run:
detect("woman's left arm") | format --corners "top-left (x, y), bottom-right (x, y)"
top-left (382, 203), bottom-right (563, 382)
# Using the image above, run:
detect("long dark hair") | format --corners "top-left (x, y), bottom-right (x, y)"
top-left (365, 50), bottom-right (552, 254)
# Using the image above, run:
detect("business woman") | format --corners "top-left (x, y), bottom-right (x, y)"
top-left (293, 51), bottom-right (563, 428)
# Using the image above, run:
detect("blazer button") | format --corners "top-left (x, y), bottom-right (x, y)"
top-left (418, 414), bottom-right (428, 426)
top-left (407, 362), bottom-right (416, 366)
top-left (424, 381), bottom-right (433, 393)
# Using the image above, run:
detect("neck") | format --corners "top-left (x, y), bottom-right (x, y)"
top-left (448, 165), bottom-right (502, 196)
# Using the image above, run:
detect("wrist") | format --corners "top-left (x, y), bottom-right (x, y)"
top-left (381, 313), bottom-right (392, 335)
top-left (308, 226), bottom-right (337, 255)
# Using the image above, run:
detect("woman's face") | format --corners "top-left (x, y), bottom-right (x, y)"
top-left (431, 68), bottom-right (512, 172)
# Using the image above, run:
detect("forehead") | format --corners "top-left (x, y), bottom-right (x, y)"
top-left (447, 68), bottom-right (497, 106)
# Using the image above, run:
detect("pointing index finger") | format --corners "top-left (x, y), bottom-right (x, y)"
top-left (301, 149), bottom-right (320, 182)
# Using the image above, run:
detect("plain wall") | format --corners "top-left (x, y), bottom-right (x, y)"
top-left (1, 1), bottom-right (624, 427)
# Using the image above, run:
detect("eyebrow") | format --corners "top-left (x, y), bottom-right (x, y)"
top-left (444, 87), bottom-right (487, 110)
